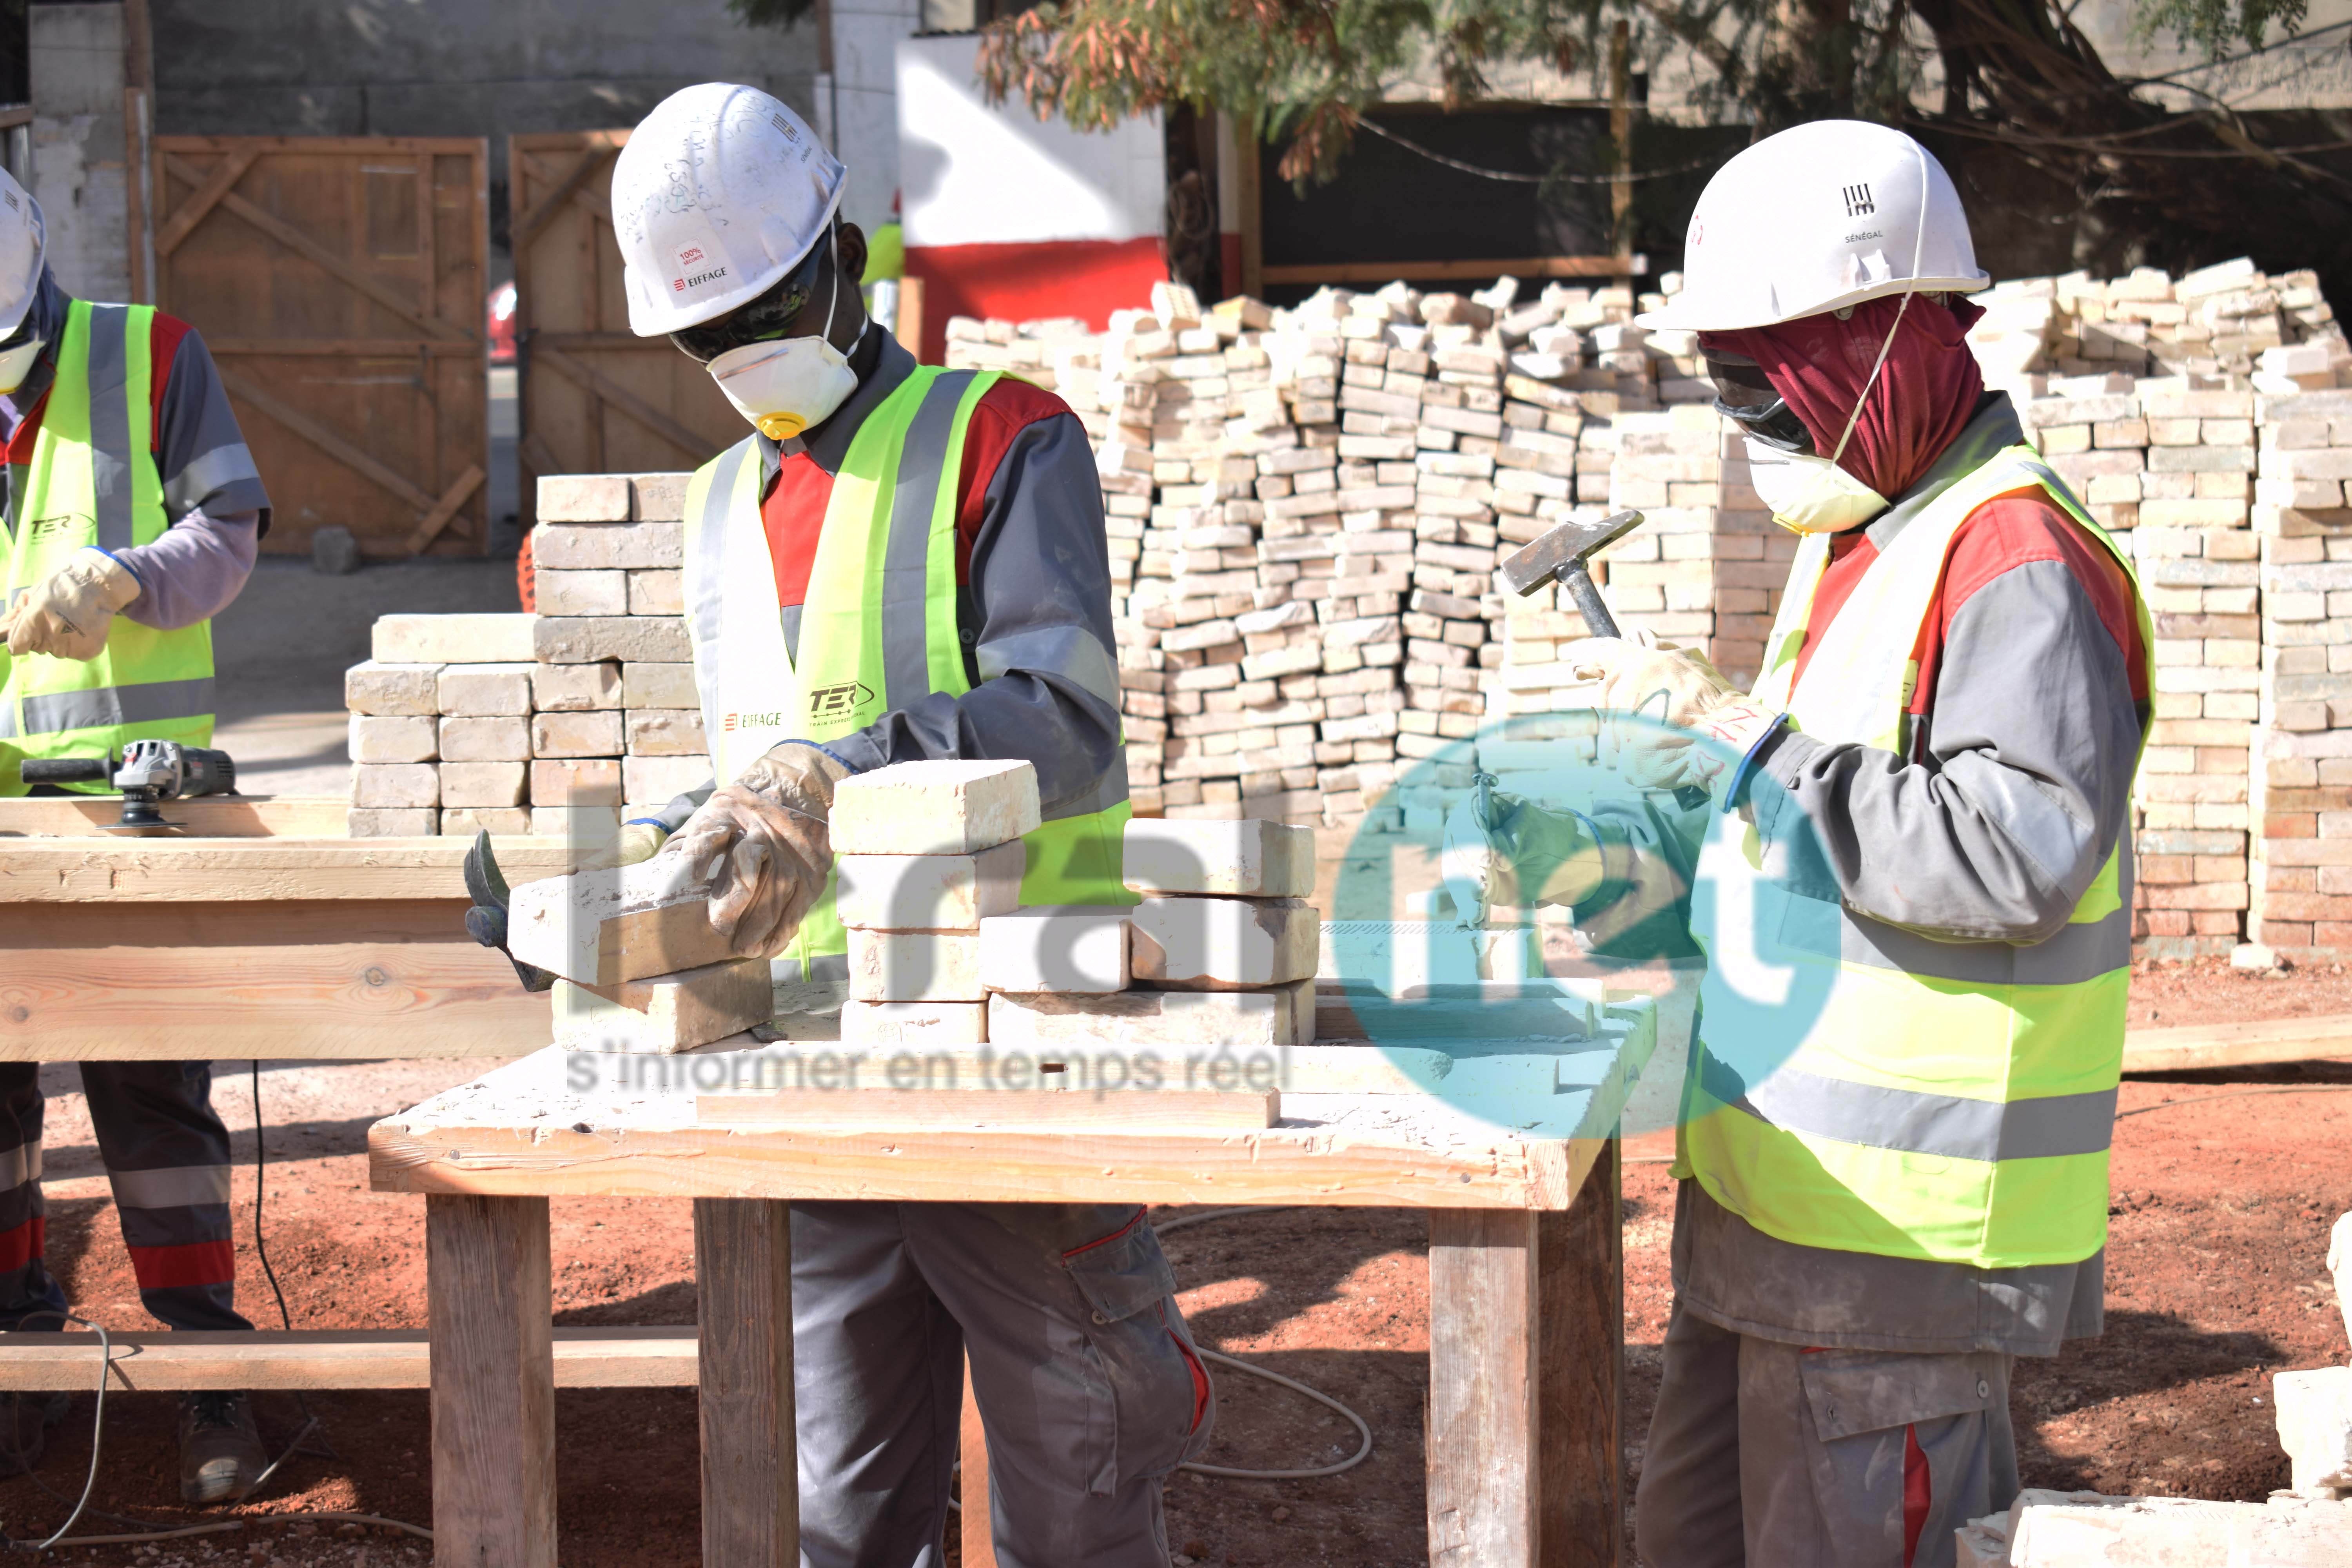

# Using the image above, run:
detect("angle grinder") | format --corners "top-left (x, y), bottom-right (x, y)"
top-left (19, 739), bottom-right (238, 830)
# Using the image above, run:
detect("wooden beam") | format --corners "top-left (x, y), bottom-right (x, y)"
top-left (1428, 1208), bottom-right (1541, 1566)
top-left (695, 1199), bottom-right (797, 1567)
top-left (961, 1353), bottom-right (998, 1567)
top-left (429, 1195), bottom-right (557, 1568)
top-left (0, 901), bottom-right (552, 1061)
top-left (218, 365), bottom-right (443, 515)
top-left (532, 342), bottom-right (715, 462)
top-left (1539, 1139), bottom-right (1621, 1567)
top-left (0, 1326), bottom-right (696, 1391)
top-left (0, 107), bottom-right (34, 132)
top-left (159, 135), bottom-right (487, 157)
top-left (1260, 255), bottom-right (1648, 287)
top-left (205, 337), bottom-right (478, 357)
top-left (153, 147), bottom-right (259, 259)
top-left (0, 794), bottom-right (349, 837)
top-left (1236, 125), bottom-right (1263, 301)
top-left (1608, 20), bottom-right (1633, 289)
top-left (697, 1088), bottom-right (1279, 1129)
top-left (407, 461), bottom-right (486, 554)
top-left (2123, 1013), bottom-right (2352, 1074)
top-left (166, 155), bottom-right (472, 342)
top-left (0, 836), bottom-right (574, 902)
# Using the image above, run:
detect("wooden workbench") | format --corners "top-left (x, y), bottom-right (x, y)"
top-left (0, 802), bottom-right (565, 1058)
top-left (370, 1003), bottom-right (1657, 1568)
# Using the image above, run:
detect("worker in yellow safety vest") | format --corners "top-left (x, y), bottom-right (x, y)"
top-left (606, 85), bottom-right (1210, 1564)
top-left (1444, 121), bottom-right (2150, 1566)
top-left (0, 162), bottom-right (276, 1503)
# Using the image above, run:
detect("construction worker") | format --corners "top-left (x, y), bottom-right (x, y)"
top-left (608, 85), bottom-right (1210, 1564)
top-left (0, 166), bottom-right (273, 1501)
top-left (1447, 121), bottom-right (2148, 1566)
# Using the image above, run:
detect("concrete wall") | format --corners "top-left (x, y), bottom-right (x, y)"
top-left (29, 2), bottom-right (129, 303)
top-left (146, 0), bottom-right (835, 251)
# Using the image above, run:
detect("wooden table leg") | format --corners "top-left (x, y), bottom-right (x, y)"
top-left (695, 1199), bottom-right (796, 1567)
top-left (1540, 1139), bottom-right (1624, 1567)
top-left (960, 1351), bottom-right (998, 1567)
top-left (427, 1194), bottom-right (555, 1568)
top-left (1427, 1208), bottom-right (1541, 1566)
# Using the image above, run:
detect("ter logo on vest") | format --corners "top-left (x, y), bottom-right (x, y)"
top-left (25, 512), bottom-right (92, 543)
top-left (804, 681), bottom-right (876, 730)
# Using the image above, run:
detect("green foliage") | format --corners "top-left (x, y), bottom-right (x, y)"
top-left (728, 0), bottom-right (822, 32)
top-left (2133, 0), bottom-right (2308, 54)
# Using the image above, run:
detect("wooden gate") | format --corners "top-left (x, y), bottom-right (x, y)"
top-left (510, 131), bottom-right (742, 526)
top-left (149, 137), bottom-right (489, 557)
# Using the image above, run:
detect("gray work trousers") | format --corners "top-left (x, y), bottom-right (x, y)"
top-left (1635, 1305), bottom-right (2017, 1568)
top-left (790, 1199), bottom-right (1214, 1568)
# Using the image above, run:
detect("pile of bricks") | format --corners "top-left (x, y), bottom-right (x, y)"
top-left (2251, 387), bottom-right (2352, 954)
top-left (344, 474), bottom-right (710, 838)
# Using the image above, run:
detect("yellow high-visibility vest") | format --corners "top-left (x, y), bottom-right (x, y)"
top-left (1681, 444), bottom-right (2153, 1269)
top-left (681, 365), bottom-right (1132, 975)
top-left (1, 301), bottom-right (214, 792)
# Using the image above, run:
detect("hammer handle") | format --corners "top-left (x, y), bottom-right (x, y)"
top-left (1561, 561), bottom-right (1620, 639)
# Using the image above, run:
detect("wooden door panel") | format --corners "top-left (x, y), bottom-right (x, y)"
top-left (152, 136), bottom-right (489, 558)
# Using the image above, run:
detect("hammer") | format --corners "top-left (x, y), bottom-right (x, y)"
top-left (1496, 509), bottom-right (1646, 639)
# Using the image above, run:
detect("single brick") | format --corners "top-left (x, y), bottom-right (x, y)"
top-left (536, 474), bottom-right (632, 521)
top-left (977, 907), bottom-right (1133, 994)
top-left (624, 709), bottom-right (706, 757)
top-left (439, 806), bottom-right (531, 837)
top-left (347, 807), bottom-right (436, 837)
top-left (530, 758), bottom-right (622, 806)
top-left (835, 840), bottom-right (1027, 932)
top-left (437, 662), bottom-right (536, 717)
top-left (622, 662), bottom-right (698, 710)
top-left (534, 710), bottom-right (626, 758)
top-left (627, 569), bottom-right (684, 617)
top-left (348, 714), bottom-right (436, 765)
top-left (1123, 817), bottom-right (1314, 897)
top-left (624, 754), bottom-right (712, 805)
top-left (534, 615), bottom-right (692, 665)
top-left (351, 763), bottom-right (438, 808)
top-left (1130, 895), bottom-right (1318, 987)
top-left (838, 1000), bottom-right (990, 1049)
top-left (534, 569), bottom-right (627, 617)
top-left (987, 980), bottom-right (1315, 1049)
top-left (345, 661), bottom-right (441, 717)
top-left (553, 957), bottom-right (772, 1053)
top-left (531, 661), bottom-right (622, 712)
top-left (531, 521), bottom-right (684, 571)
top-left (847, 928), bottom-right (986, 1003)
top-left (439, 715), bottom-right (532, 763)
top-left (372, 613), bottom-right (535, 664)
top-left (829, 759), bottom-right (1042, 856)
top-left (629, 473), bottom-right (692, 522)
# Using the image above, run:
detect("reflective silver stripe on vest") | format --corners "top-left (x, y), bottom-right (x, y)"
top-left (86, 304), bottom-right (136, 553)
top-left (107, 1163), bottom-right (234, 1210)
top-left (0, 699), bottom-right (15, 739)
top-left (977, 623), bottom-right (1122, 710)
top-left (1047, 747), bottom-right (1129, 822)
top-left (880, 370), bottom-right (981, 710)
top-left (1702, 1054), bottom-right (2118, 1163)
top-left (688, 439), bottom-right (756, 737)
top-left (1836, 899), bottom-right (2133, 988)
top-left (0, 1140), bottom-right (41, 1191)
top-left (19, 675), bottom-right (214, 737)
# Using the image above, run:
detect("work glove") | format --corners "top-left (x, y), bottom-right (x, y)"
top-left (575, 820), bottom-right (670, 872)
top-left (660, 742), bottom-right (853, 958)
top-left (1439, 788), bottom-right (1606, 928)
top-left (5, 549), bottom-right (142, 661)
top-left (1554, 633), bottom-right (1784, 797)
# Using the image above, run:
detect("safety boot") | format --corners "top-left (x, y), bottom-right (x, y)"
top-left (178, 1390), bottom-right (267, 1503)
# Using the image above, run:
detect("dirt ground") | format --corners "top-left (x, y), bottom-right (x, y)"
top-left (4, 958), bottom-right (2348, 1565)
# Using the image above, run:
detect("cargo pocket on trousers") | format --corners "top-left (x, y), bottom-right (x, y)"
top-left (1063, 1212), bottom-right (1199, 1492)
top-left (1795, 1349), bottom-right (2003, 1566)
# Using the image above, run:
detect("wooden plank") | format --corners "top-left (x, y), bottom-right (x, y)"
top-left (0, 837), bottom-right (574, 902)
top-left (1538, 1138), bottom-right (1621, 1567)
top-left (0, 794), bottom-right (349, 837)
top-left (533, 341), bottom-right (715, 461)
top-left (961, 1352), bottom-right (997, 1567)
top-left (0, 900), bottom-right (551, 1060)
top-left (407, 461), bottom-right (487, 554)
top-left (1427, 1209), bottom-right (1541, 1567)
top-left (427, 1194), bottom-right (556, 1568)
top-left (203, 338), bottom-right (475, 356)
top-left (695, 1199), bottom-right (797, 1568)
top-left (1261, 255), bottom-right (1646, 286)
top-left (696, 1088), bottom-right (1280, 1130)
top-left (0, 1326), bottom-right (697, 1391)
top-left (1235, 126), bottom-right (1263, 301)
top-left (154, 146), bottom-right (260, 259)
top-left (161, 135), bottom-right (488, 156)
top-left (2122, 1013), bottom-right (2352, 1074)
top-left (370, 1105), bottom-right (1595, 1209)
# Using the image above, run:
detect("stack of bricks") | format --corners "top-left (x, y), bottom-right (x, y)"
top-left (987, 814), bottom-right (1320, 1052)
top-left (2250, 386), bottom-right (2352, 956)
top-left (343, 473), bottom-right (711, 837)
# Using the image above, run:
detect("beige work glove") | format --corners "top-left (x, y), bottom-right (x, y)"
top-left (660, 742), bottom-right (853, 958)
top-left (6, 549), bottom-right (142, 661)
top-left (1557, 633), bottom-right (1783, 797)
top-left (574, 819), bottom-right (670, 872)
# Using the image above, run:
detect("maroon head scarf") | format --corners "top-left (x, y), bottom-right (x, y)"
top-left (1701, 293), bottom-right (1987, 501)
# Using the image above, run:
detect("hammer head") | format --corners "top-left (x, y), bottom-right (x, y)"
top-left (1497, 510), bottom-right (1646, 597)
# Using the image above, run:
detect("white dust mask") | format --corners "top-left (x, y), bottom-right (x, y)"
top-left (707, 260), bottom-right (862, 441)
top-left (1745, 291), bottom-right (1914, 535)
top-left (0, 337), bottom-right (44, 394)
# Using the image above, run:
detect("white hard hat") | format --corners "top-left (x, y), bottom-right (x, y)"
top-left (1635, 121), bottom-right (1987, 333)
top-left (0, 165), bottom-right (45, 338)
top-left (612, 83), bottom-right (846, 338)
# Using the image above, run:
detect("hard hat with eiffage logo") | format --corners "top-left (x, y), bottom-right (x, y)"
top-left (611, 83), bottom-right (847, 339)
top-left (1635, 120), bottom-right (1987, 333)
